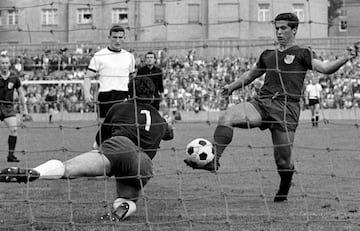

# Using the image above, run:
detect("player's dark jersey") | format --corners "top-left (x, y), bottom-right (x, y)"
top-left (96, 101), bottom-right (168, 159)
top-left (256, 45), bottom-right (314, 102)
top-left (0, 72), bottom-right (21, 105)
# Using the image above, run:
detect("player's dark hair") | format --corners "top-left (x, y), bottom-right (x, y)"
top-left (128, 76), bottom-right (155, 104)
top-left (274, 12), bottom-right (299, 29)
top-left (145, 51), bottom-right (156, 59)
top-left (109, 24), bottom-right (125, 35)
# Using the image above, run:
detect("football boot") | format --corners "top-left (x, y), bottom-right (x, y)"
top-left (274, 167), bottom-right (295, 202)
top-left (7, 156), bottom-right (20, 162)
top-left (99, 198), bottom-right (136, 222)
top-left (0, 167), bottom-right (39, 183)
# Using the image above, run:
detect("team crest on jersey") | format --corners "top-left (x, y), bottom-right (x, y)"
top-left (284, 55), bottom-right (295, 64)
top-left (7, 82), bottom-right (14, 89)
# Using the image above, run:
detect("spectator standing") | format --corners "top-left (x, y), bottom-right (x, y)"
top-left (59, 48), bottom-right (71, 71)
top-left (136, 51), bottom-right (164, 110)
top-left (41, 50), bottom-right (51, 75)
top-left (45, 87), bottom-right (58, 123)
top-left (157, 47), bottom-right (168, 68)
top-left (13, 56), bottom-right (23, 73)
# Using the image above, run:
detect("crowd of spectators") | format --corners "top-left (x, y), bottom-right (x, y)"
top-left (4, 46), bottom-right (360, 114)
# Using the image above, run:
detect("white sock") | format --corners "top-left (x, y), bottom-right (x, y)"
top-left (33, 160), bottom-right (65, 179)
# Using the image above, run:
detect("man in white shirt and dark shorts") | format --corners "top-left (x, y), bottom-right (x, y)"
top-left (305, 75), bottom-right (323, 127)
top-left (84, 24), bottom-right (136, 119)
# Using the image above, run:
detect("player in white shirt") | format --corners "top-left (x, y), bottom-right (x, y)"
top-left (305, 74), bottom-right (323, 127)
top-left (83, 24), bottom-right (136, 119)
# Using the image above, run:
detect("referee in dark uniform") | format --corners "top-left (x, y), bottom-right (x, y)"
top-left (0, 55), bottom-right (28, 162)
top-left (136, 51), bottom-right (164, 110)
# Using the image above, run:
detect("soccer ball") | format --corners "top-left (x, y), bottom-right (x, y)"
top-left (186, 138), bottom-right (215, 167)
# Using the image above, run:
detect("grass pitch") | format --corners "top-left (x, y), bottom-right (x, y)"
top-left (1, 119), bottom-right (360, 231)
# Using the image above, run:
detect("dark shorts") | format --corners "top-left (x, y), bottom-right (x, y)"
top-left (0, 104), bottom-right (16, 121)
top-left (249, 97), bottom-right (300, 132)
top-left (308, 98), bottom-right (320, 106)
top-left (47, 102), bottom-right (56, 110)
top-left (102, 136), bottom-right (153, 190)
top-left (97, 90), bottom-right (128, 118)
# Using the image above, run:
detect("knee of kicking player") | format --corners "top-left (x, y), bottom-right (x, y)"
top-left (218, 113), bottom-right (233, 127)
top-left (275, 157), bottom-right (293, 170)
top-left (274, 151), bottom-right (292, 169)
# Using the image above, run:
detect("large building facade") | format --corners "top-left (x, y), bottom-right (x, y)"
top-left (0, 0), bottom-right (329, 45)
top-left (329, 0), bottom-right (360, 37)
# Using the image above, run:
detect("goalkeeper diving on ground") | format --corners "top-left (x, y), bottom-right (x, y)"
top-left (0, 76), bottom-right (174, 221)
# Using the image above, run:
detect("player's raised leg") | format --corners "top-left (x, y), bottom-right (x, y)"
top-left (210, 102), bottom-right (262, 171)
top-left (271, 129), bottom-right (296, 202)
top-left (185, 102), bottom-right (262, 171)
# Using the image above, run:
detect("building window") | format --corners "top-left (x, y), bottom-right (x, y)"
top-left (77, 8), bottom-right (92, 24)
top-left (112, 8), bottom-right (128, 24)
top-left (8, 9), bottom-right (19, 25)
top-left (188, 4), bottom-right (200, 24)
top-left (41, 9), bottom-right (58, 25)
top-left (258, 3), bottom-right (270, 22)
top-left (154, 4), bottom-right (165, 23)
top-left (340, 9), bottom-right (347, 17)
top-left (339, 19), bottom-right (347, 32)
top-left (218, 3), bottom-right (238, 22)
top-left (293, 4), bottom-right (305, 21)
top-left (0, 10), bottom-right (6, 25)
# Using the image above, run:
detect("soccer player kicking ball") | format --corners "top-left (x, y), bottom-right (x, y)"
top-left (185, 12), bottom-right (358, 202)
top-left (0, 77), bottom-right (174, 221)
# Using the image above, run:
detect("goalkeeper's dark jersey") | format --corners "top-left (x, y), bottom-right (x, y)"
top-left (96, 101), bottom-right (169, 159)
